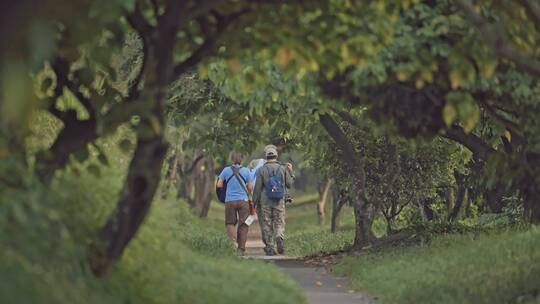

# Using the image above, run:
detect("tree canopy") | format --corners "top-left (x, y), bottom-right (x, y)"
top-left (1, 0), bottom-right (539, 276)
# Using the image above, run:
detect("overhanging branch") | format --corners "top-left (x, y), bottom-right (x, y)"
top-left (189, 0), bottom-right (229, 19)
top-left (331, 107), bottom-right (359, 126)
top-left (65, 81), bottom-right (96, 119)
top-left (184, 154), bottom-right (205, 174)
top-left (150, 0), bottom-right (160, 20)
top-left (319, 113), bottom-right (360, 168)
top-left (442, 125), bottom-right (496, 160)
top-left (125, 1), bottom-right (154, 38)
top-left (476, 98), bottom-right (525, 145)
top-left (172, 9), bottom-right (249, 79)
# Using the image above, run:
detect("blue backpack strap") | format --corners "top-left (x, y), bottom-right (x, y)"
top-left (231, 166), bottom-right (247, 183)
top-left (225, 166), bottom-right (235, 184)
top-left (265, 162), bottom-right (284, 177)
top-left (265, 163), bottom-right (275, 177)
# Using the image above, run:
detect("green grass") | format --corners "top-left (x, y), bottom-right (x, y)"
top-left (284, 193), bottom-right (357, 256)
top-left (334, 228), bottom-right (540, 304)
top-left (112, 197), bottom-right (306, 304)
top-left (204, 191), bottom-right (356, 257)
top-left (0, 171), bottom-right (306, 304)
top-left (287, 228), bottom-right (354, 256)
top-left (0, 124), bottom-right (306, 304)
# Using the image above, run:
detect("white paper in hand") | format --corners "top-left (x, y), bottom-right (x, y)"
top-left (244, 215), bottom-right (255, 226)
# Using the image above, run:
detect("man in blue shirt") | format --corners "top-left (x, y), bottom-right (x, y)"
top-left (216, 152), bottom-right (254, 256)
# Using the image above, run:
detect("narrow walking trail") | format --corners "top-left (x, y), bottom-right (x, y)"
top-left (245, 218), bottom-right (375, 304)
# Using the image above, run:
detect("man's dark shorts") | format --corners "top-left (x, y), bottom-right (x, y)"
top-left (225, 200), bottom-right (250, 225)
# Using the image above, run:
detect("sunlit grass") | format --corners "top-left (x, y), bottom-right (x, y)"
top-left (334, 227), bottom-right (540, 304)
top-left (285, 192), bottom-right (357, 256)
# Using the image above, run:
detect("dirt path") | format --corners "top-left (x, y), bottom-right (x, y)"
top-left (245, 218), bottom-right (375, 304)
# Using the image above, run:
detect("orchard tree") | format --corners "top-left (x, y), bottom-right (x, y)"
top-left (1, 0), bottom-right (332, 276)
top-left (315, 1), bottom-right (540, 222)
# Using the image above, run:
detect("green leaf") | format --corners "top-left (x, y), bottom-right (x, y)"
top-left (98, 153), bottom-right (109, 166)
top-left (117, 0), bottom-right (135, 11)
top-left (460, 103), bottom-right (480, 133)
top-left (73, 146), bottom-right (90, 163)
top-left (40, 77), bottom-right (53, 93)
top-left (87, 163), bottom-right (101, 177)
top-left (446, 91), bottom-right (480, 133)
top-left (442, 103), bottom-right (457, 127)
top-left (118, 139), bottom-right (133, 153)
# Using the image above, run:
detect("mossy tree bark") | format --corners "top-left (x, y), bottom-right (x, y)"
top-left (319, 113), bottom-right (374, 249)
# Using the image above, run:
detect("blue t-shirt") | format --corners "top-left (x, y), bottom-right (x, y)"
top-left (219, 165), bottom-right (253, 202)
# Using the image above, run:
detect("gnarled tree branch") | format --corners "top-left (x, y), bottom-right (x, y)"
top-left (443, 125), bottom-right (496, 160)
top-left (331, 107), bottom-right (359, 126)
top-left (65, 81), bottom-right (96, 119)
top-left (189, 0), bottom-right (229, 19)
top-left (125, 1), bottom-right (154, 38)
top-left (172, 8), bottom-right (249, 79)
top-left (319, 113), bottom-right (360, 168)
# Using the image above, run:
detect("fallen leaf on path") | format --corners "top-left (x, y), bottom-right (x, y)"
top-left (315, 281), bottom-right (323, 287)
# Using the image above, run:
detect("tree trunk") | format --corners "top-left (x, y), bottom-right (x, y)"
top-left (161, 154), bottom-right (179, 199)
top-left (331, 190), bottom-right (347, 233)
top-left (184, 175), bottom-right (196, 208)
top-left (448, 187), bottom-right (467, 222)
top-left (199, 196), bottom-right (212, 218)
top-left (385, 217), bottom-right (393, 235)
top-left (523, 193), bottom-right (540, 223)
top-left (422, 198), bottom-right (435, 221)
top-left (317, 178), bottom-right (332, 225)
top-left (445, 187), bottom-right (455, 217)
top-left (485, 185), bottom-right (505, 213)
top-left (319, 113), bottom-right (374, 249)
top-left (89, 133), bottom-right (168, 276)
top-left (521, 168), bottom-right (540, 223)
top-left (88, 12), bottom-right (178, 273)
top-left (463, 190), bottom-right (472, 218)
top-left (350, 156), bottom-right (374, 249)
top-left (197, 157), bottom-right (214, 218)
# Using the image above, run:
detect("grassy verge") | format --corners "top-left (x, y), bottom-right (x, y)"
top-left (112, 197), bottom-right (306, 304)
top-left (334, 228), bottom-right (540, 304)
top-left (1, 130), bottom-right (305, 304)
top-left (284, 193), bottom-right (357, 256)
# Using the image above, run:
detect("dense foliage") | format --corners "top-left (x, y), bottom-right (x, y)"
top-left (1, 0), bottom-right (539, 302)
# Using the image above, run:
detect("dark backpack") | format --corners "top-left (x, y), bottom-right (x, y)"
top-left (265, 165), bottom-right (285, 201)
top-left (216, 166), bottom-right (246, 203)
